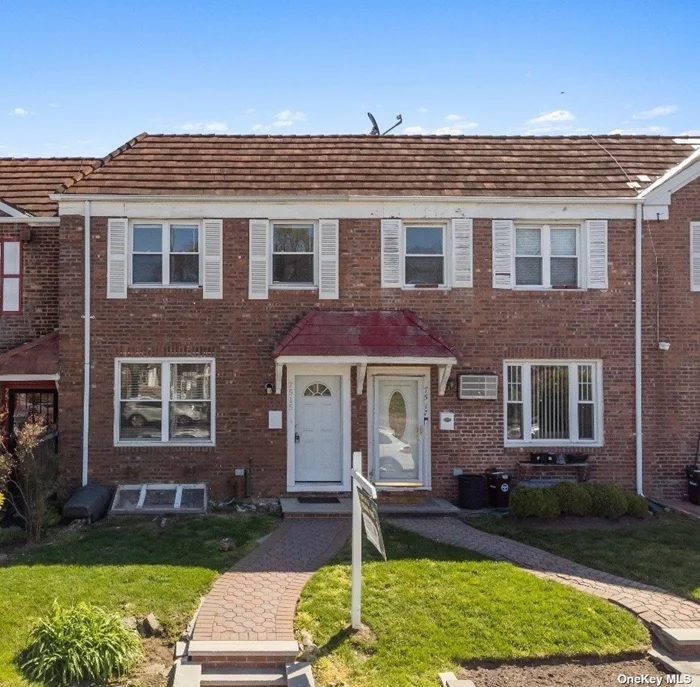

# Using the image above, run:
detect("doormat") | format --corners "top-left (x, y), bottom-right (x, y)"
top-left (297, 497), bottom-right (341, 504)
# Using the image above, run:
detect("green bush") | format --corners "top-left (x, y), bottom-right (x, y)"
top-left (18, 601), bottom-right (143, 686)
top-left (509, 486), bottom-right (561, 519)
top-left (585, 483), bottom-right (628, 520)
top-left (625, 492), bottom-right (649, 519)
top-left (552, 481), bottom-right (593, 516)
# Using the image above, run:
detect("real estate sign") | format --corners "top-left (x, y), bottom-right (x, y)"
top-left (357, 486), bottom-right (386, 560)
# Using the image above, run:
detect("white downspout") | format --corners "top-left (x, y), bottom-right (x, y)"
top-left (82, 200), bottom-right (91, 486)
top-left (635, 200), bottom-right (644, 495)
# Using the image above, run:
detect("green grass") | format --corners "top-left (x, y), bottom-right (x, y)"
top-left (0, 513), bottom-right (277, 687)
top-left (469, 512), bottom-right (700, 602)
top-left (295, 523), bottom-right (649, 687)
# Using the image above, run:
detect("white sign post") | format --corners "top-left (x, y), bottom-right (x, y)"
top-left (351, 450), bottom-right (383, 630)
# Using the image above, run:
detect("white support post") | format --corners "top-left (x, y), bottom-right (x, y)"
top-left (351, 450), bottom-right (362, 630)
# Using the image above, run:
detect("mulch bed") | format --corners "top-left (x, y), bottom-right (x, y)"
top-left (458, 656), bottom-right (668, 686)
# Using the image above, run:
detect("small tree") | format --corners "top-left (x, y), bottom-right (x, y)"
top-left (4, 418), bottom-right (59, 542)
top-left (0, 411), bottom-right (13, 512)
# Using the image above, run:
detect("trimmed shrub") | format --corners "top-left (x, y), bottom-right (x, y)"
top-left (552, 481), bottom-right (593, 516)
top-left (625, 492), bottom-right (649, 519)
top-left (585, 483), bottom-right (628, 520)
top-left (18, 601), bottom-right (143, 686)
top-left (509, 486), bottom-right (561, 519)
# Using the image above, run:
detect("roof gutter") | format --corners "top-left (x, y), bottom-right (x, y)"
top-left (82, 200), bottom-right (91, 486)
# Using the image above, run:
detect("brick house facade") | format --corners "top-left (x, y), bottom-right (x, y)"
top-left (3, 135), bottom-right (700, 503)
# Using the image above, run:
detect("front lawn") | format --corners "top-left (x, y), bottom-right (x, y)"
top-left (295, 523), bottom-right (649, 687)
top-left (0, 513), bottom-right (277, 687)
top-left (470, 512), bottom-right (700, 601)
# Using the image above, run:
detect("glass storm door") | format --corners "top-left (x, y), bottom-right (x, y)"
top-left (294, 375), bottom-right (343, 483)
top-left (373, 377), bottom-right (424, 485)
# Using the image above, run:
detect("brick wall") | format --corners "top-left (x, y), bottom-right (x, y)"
top-left (57, 214), bottom-right (640, 501)
top-left (0, 223), bottom-right (59, 353)
top-left (643, 177), bottom-right (700, 499)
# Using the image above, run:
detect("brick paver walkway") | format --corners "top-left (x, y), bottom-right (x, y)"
top-left (192, 518), bottom-right (350, 642)
top-left (390, 517), bottom-right (700, 630)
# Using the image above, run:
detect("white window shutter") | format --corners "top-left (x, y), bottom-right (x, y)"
top-left (452, 218), bottom-right (473, 287)
top-left (691, 222), bottom-right (700, 292)
top-left (586, 219), bottom-right (608, 289)
top-left (107, 218), bottom-right (128, 299)
top-left (318, 219), bottom-right (339, 299)
top-left (492, 219), bottom-right (514, 289)
top-left (381, 218), bottom-right (402, 287)
top-left (202, 219), bottom-right (223, 299)
top-left (249, 219), bottom-right (270, 299)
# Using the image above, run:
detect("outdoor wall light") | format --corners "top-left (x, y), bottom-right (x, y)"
top-left (658, 341), bottom-right (671, 351)
top-left (265, 382), bottom-right (274, 395)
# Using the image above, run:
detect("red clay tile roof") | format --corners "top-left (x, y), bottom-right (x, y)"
top-left (0, 158), bottom-right (97, 216)
top-left (0, 332), bottom-right (59, 377)
top-left (273, 310), bottom-right (458, 359)
top-left (59, 134), bottom-right (698, 198)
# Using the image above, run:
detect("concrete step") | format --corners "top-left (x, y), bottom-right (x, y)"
top-left (649, 647), bottom-right (700, 680)
top-left (187, 640), bottom-right (299, 668)
top-left (200, 666), bottom-right (287, 686)
top-left (652, 627), bottom-right (700, 657)
top-left (285, 662), bottom-right (314, 687)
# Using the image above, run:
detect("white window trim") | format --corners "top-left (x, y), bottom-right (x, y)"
top-left (269, 220), bottom-right (319, 290)
top-left (503, 359), bottom-right (603, 447)
top-left (401, 222), bottom-right (449, 290)
top-left (114, 357), bottom-right (215, 447)
top-left (513, 222), bottom-right (583, 291)
top-left (128, 220), bottom-right (202, 288)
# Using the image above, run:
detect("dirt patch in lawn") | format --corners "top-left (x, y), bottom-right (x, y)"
top-left (459, 655), bottom-right (667, 686)
top-left (124, 638), bottom-right (173, 687)
top-left (466, 514), bottom-right (654, 532)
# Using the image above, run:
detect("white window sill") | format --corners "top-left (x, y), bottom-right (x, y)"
top-left (129, 284), bottom-right (201, 290)
top-left (114, 441), bottom-right (216, 448)
top-left (401, 285), bottom-right (450, 291)
top-left (505, 440), bottom-right (602, 448)
top-left (269, 284), bottom-right (318, 291)
top-left (512, 286), bottom-right (586, 292)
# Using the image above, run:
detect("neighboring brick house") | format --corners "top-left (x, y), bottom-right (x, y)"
top-left (4, 134), bottom-right (700, 503)
top-left (0, 158), bottom-right (94, 447)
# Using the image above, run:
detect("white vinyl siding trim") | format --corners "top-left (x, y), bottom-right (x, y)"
top-left (691, 222), bottom-right (700, 292)
top-left (492, 219), bottom-right (514, 288)
top-left (107, 218), bottom-right (128, 299)
top-left (381, 218), bottom-right (402, 287)
top-left (451, 218), bottom-right (473, 287)
top-left (202, 219), bottom-right (223, 299)
top-left (249, 219), bottom-right (270, 299)
top-left (318, 219), bottom-right (339, 299)
top-left (503, 360), bottom-right (603, 447)
top-left (114, 357), bottom-right (215, 447)
top-left (585, 219), bottom-right (608, 289)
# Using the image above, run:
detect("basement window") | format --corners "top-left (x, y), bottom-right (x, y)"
top-left (110, 483), bottom-right (207, 514)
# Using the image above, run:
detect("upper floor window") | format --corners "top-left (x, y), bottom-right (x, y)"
top-left (515, 224), bottom-right (579, 288)
top-left (131, 221), bottom-right (200, 286)
top-left (1, 240), bottom-right (21, 313)
top-left (272, 222), bottom-right (316, 286)
top-left (505, 361), bottom-right (602, 446)
top-left (116, 358), bottom-right (214, 445)
top-left (404, 225), bottom-right (445, 287)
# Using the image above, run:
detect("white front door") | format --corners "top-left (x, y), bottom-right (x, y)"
top-left (371, 375), bottom-right (429, 486)
top-left (294, 375), bottom-right (343, 483)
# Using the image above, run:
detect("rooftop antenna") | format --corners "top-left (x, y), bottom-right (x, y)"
top-left (368, 112), bottom-right (403, 136)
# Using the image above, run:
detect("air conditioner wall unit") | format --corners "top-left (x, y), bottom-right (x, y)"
top-left (459, 374), bottom-right (498, 400)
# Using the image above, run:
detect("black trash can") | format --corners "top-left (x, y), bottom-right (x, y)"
top-left (687, 466), bottom-right (700, 506)
top-left (486, 469), bottom-right (511, 508)
top-left (457, 474), bottom-right (489, 510)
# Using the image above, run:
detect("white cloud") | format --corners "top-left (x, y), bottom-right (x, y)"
top-left (49, 103), bottom-right (59, 109)
top-left (417, 106), bottom-right (428, 114)
top-left (524, 124), bottom-right (589, 135)
top-left (180, 121), bottom-right (229, 133)
top-left (526, 109), bottom-right (575, 125)
top-left (403, 126), bottom-right (428, 135)
top-left (609, 126), bottom-right (668, 135)
top-left (273, 110), bottom-right (306, 127)
top-left (632, 105), bottom-right (678, 120)
top-left (680, 129), bottom-right (700, 136)
top-left (445, 114), bottom-right (462, 122)
top-left (9, 107), bottom-right (34, 116)
top-left (252, 124), bottom-right (271, 133)
top-left (434, 126), bottom-right (468, 135)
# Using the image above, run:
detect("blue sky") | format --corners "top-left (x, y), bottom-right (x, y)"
top-left (1, 0), bottom-right (698, 157)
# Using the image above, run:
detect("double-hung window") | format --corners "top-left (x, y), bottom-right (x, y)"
top-left (515, 224), bottom-right (579, 288)
top-left (505, 361), bottom-right (601, 445)
top-left (116, 359), bottom-right (214, 444)
top-left (271, 222), bottom-right (316, 286)
top-left (404, 225), bottom-right (446, 287)
top-left (131, 221), bottom-right (200, 286)
top-left (0, 241), bottom-right (21, 312)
